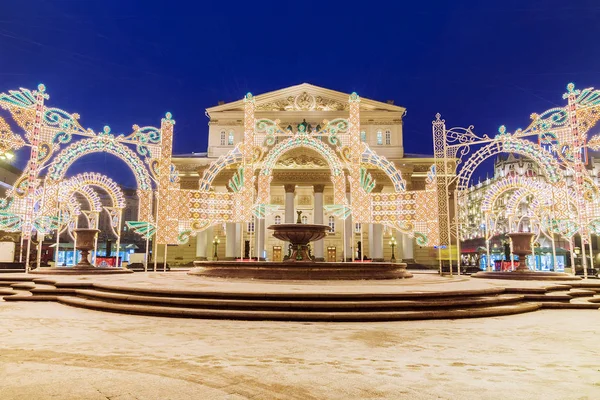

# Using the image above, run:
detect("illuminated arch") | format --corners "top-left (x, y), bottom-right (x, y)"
top-left (480, 176), bottom-right (552, 214)
top-left (199, 146), bottom-right (243, 190)
top-left (60, 172), bottom-right (126, 209)
top-left (48, 137), bottom-right (153, 190)
top-left (361, 145), bottom-right (406, 191)
top-left (457, 138), bottom-right (562, 191)
top-left (259, 135), bottom-right (347, 205)
top-left (261, 136), bottom-right (344, 176)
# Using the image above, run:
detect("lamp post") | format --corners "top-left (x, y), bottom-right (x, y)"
top-left (389, 237), bottom-right (397, 263)
top-left (212, 236), bottom-right (220, 261)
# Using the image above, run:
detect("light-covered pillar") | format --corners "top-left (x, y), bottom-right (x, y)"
top-left (372, 224), bottom-right (383, 261)
top-left (284, 184), bottom-right (295, 223)
top-left (235, 223), bottom-right (242, 258)
top-left (196, 229), bottom-right (207, 260)
top-left (313, 184), bottom-right (325, 261)
top-left (225, 223), bottom-right (236, 260)
top-left (344, 192), bottom-right (353, 261)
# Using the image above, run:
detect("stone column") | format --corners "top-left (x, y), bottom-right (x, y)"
top-left (372, 224), bottom-right (384, 261)
top-left (205, 225), bottom-right (215, 260)
top-left (255, 218), bottom-right (266, 260)
top-left (284, 184), bottom-right (295, 223)
top-left (344, 192), bottom-right (353, 261)
top-left (313, 184), bottom-right (325, 261)
top-left (402, 232), bottom-right (414, 262)
top-left (225, 223), bottom-right (236, 260)
top-left (195, 229), bottom-right (207, 261)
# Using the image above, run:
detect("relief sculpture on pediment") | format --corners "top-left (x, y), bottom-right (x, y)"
top-left (256, 91), bottom-right (348, 112)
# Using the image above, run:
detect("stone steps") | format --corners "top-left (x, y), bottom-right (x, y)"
top-left (66, 289), bottom-right (526, 312)
top-left (4, 276), bottom-right (600, 321)
top-left (55, 296), bottom-right (542, 321)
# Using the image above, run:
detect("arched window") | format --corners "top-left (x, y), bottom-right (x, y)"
top-left (220, 130), bottom-right (226, 146)
top-left (328, 216), bottom-right (335, 232)
top-left (385, 129), bottom-right (391, 145)
top-left (274, 215), bottom-right (281, 225)
top-left (228, 130), bottom-right (235, 145)
top-left (247, 221), bottom-right (255, 233)
top-left (301, 215), bottom-right (308, 224)
top-left (360, 131), bottom-right (367, 143)
top-left (376, 130), bottom-right (383, 145)
top-left (355, 223), bottom-right (362, 233)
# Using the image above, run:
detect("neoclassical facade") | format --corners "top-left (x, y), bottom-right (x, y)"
top-left (168, 84), bottom-right (438, 265)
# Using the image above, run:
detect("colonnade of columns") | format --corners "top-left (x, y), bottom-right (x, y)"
top-left (193, 183), bottom-right (414, 262)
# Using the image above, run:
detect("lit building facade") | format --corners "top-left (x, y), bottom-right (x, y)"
top-left (168, 84), bottom-right (438, 266)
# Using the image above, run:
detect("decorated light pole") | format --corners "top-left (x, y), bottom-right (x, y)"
top-left (212, 236), bottom-right (220, 261)
top-left (389, 236), bottom-right (397, 263)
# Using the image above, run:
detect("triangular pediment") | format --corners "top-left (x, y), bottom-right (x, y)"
top-left (206, 83), bottom-right (405, 114)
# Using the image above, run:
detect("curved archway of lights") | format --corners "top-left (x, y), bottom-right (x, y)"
top-left (199, 146), bottom-right (243, 190)
top-left (47, 138), bottom-right (153, 191)
top-left (505, 189), bottom-right (542, 217)
top-left (262, 136), bottom-right (344, 176)
top-left (481, 176), bottom-right (552, 214)
top-left (361, 145), bottom-right (406, 191)
top-left (260, 135), bottom-right (347, 204)
top-left (60, 172), bottom-right (126, 209)
top-left (456, 138), bottom-right (562, 191)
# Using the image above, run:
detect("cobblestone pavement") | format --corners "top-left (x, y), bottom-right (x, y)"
top-left (0, 298), bottom-right (599, 399)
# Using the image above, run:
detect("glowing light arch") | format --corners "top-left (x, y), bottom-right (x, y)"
top-left (259, 135), bottom-right (347, 205)
top-left (60, 172), bottom-right (126, 209)
top-left (361, 145), bottom-right (406, 191)
top-left (48, 137), bottom-right (153, 190)
top-left (199, 146), bottom-right (243, 190)
top-left (480, 176), bottom-right (552, 213)
top-left (456, 138), bottom-right (562, 191)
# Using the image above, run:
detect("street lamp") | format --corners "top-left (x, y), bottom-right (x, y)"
top-left (212, 235), bottom-right (220, 261)
top-left (389, 237), bottom-right (397, 263)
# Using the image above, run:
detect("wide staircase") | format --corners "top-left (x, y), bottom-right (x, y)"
top-left (1, 277), bottom-right (599, 321)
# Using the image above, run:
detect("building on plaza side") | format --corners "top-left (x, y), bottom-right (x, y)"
top-left (168, 83), bottom-right (438, 266)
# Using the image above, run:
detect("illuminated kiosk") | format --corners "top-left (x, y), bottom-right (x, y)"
top-left (32, 228), bottom-right (132, 275)
top-left (472, 232), bottom-right (580, 281)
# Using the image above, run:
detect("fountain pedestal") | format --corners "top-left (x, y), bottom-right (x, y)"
top-left (269, 223), bottom-right (329, 262)
top-left (189, 221), bottom-right (412, 280)
top-left (472, 232), bottom-right (580, 281)
top-left (31, 228), bottom-right (132, 275)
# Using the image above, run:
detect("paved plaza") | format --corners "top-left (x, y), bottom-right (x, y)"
top-left (1, 274), bottom-right (599, 399)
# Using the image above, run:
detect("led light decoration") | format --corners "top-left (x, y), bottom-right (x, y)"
top-left (434, 83), bottom-right (600, 275)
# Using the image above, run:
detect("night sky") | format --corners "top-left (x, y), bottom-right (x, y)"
top-left (2, 0), bottom-right (600, 186)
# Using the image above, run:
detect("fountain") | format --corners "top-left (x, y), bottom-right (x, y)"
top-left (269, 213), bottom-right (329, 262)
top-left (32, 228), bottom-right (133, 275)
top-left (189, 211), bottom-right (412, 280)
top-left (472, 231), bottom-right (580, 280)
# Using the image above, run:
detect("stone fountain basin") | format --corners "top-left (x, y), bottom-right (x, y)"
top-left (267, 223), bottom-right (329, 244)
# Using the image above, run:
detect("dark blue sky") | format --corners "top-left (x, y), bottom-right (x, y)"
top-left (2, 0), bottom-right (600, 185)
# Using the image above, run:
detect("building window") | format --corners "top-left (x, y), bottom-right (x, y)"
top-left (301, 215), bottom-right (308, 224)
top-left (385, 129), bottom-right (391, 145)
top-left (247, 221), bottom-right (255, 233)
top-left (228, 130), bottom-right (234, 145)
top-left (328, 216), bottom-right (335, 232)
top-left (376, 130), bottom-right (383, 145)
top-left (274, 215), bottom-right (281, 225)
top-left (360, 131), bottom-right (366, 143)
top-left (220, 130), bottom-right (226, 146)
top-left (355, 223), bottom-right (362, 233)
